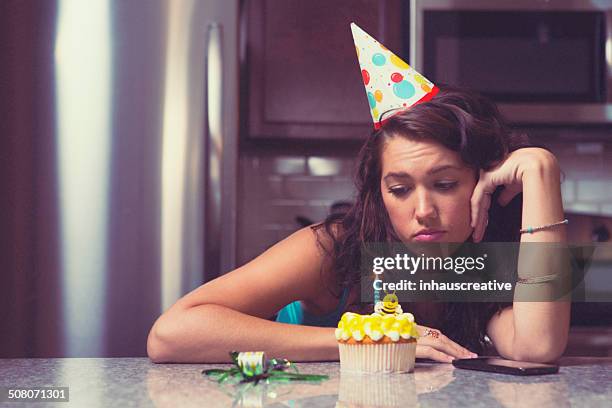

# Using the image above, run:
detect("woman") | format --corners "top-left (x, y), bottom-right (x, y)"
top-left (147, 86), bottom-right (569, 364)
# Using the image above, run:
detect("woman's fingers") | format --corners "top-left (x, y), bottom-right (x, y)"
top-left (470, 170), bottom-right (488, 227)
top-left (420, 335), bottom-right (475, 360)
top-left (439, 333), bottom-right (478, 359)
top-left (475, 193), bottom-right (491, 242)
top-left (417, 345), bottom-right (455, 363)
top-left (417, 326), bottom-right (478, 362)
top-left (470, 174), bottom-right (493, 242)
top-left (470, 186), bottom-right (482, 230)
top-left (472, 166), bottom-right (525, 239)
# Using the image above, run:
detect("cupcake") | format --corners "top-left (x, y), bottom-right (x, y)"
top-left (335, 295), bottom-right (418, 373)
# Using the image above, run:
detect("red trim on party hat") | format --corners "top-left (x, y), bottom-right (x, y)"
top-left (415, 85), bottom-right (439, 104)
top-left (373, 86), bottom-right (440, 130)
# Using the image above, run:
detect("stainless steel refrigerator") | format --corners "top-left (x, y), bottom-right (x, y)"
top-left (1, 0), bottom-right (239, 357)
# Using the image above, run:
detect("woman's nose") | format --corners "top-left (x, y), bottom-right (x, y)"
top-left (414, 188), bottom-right (438, 221)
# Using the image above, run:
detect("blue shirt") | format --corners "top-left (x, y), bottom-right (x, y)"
top-left (275, 287), bottom-right (350, 327)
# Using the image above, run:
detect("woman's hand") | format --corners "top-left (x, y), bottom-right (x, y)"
top-left (470, 147), bottom-right (559, 242)
top-left (416, 325), bottom-right (478, 363)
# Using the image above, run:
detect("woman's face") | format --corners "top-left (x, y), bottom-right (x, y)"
top-left (380, 136), bottom-right (477, 243)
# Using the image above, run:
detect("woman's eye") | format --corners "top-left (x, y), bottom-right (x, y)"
top-left (435, 181), bottom-right (458, 191)
top-left (388, 186), bottom-right (411, 196)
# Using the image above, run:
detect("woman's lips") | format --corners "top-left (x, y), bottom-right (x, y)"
top-left (413, 231), bottom-right (446, 242)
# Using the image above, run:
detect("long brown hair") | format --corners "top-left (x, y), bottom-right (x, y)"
top-left (316, 85), bottom-right (537, 353)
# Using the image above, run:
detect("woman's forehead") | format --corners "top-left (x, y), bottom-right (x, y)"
top-left (380, 137), bottom-right (465, 175)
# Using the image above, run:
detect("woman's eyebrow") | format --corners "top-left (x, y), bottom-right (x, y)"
top-left (383, 171), bottom-right (412, 181)
top-left (383, 165), bottom-right (461, 181)
top-left (427, 164), bottom-right (462, 175)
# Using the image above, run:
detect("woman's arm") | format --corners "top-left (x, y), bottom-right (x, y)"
top-left (473, 148), bottom-right (570, 362)
top-left (146, 226), bottom-right (339, 363)
top-left (148, 304), bottom-right (338, 363)
top-left (147, 224), bottom-right (477, 363)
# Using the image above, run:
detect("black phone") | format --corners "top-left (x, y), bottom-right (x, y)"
top-left (452, 357), bottom-right (559, 376)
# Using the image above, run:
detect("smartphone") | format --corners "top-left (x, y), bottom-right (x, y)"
top-left (452, 357), bottom-right (559, 376)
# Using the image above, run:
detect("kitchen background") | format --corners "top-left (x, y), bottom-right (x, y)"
top-left (1, 0), bottom-right (611, 358)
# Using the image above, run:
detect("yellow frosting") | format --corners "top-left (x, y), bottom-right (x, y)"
top-left (335, 311), bottom-right (419, 342)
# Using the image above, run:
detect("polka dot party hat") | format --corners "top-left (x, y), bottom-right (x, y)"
top-left (351, 22), bottom-right (438, 129)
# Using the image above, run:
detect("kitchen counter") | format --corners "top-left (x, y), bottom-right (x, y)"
top-left (1, 357), bottom-right (611, 407)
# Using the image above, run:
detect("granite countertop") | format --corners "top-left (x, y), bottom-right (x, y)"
top-left (1, 357), bottom-right (611, 407)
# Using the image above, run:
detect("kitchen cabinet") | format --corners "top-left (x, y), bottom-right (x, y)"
top-left (246, 0), bottom-right (402, 139)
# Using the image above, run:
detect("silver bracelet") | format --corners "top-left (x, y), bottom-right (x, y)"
top-left (516, 273), bottom-right (560, 284)
top-left (520, 219), bottom-right (568, 234)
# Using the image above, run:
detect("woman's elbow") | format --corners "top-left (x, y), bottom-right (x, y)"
top-left (147, 317), bottom-right (174, 363)
top-left (510, 339), bottom-right (567, 363)
top-left (147, 304), bottom-right (218, 363)
top-left (146, 310), bottom-right (191, 363)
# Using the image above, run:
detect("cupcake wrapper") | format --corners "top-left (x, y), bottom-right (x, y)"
top-left (338, 342), bottom-right (416, 373)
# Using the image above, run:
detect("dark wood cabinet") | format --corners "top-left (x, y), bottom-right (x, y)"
top-left (246, 0), bottom-right (402, 139)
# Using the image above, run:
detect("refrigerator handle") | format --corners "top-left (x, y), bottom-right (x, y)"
top-left (204, 22), bottom-right (223, 281)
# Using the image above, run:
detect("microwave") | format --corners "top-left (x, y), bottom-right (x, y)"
top-left (410, 0), bottom-right (612, 124)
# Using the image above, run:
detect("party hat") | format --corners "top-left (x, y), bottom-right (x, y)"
top-left (351, 22), bottom-right (438, 129)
